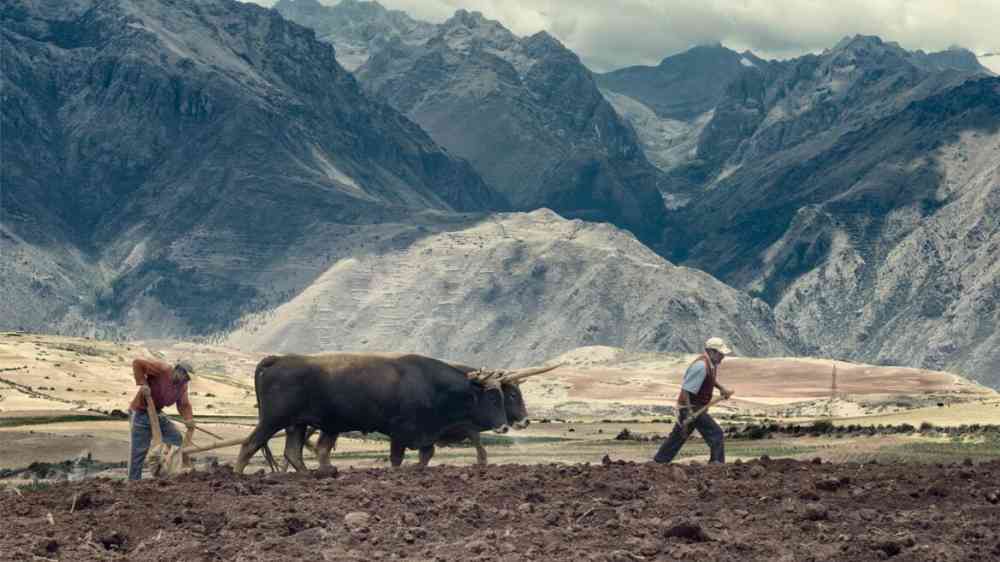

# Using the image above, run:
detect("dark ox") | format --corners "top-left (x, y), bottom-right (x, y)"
top-left (235, 353), bottom-right (556, 473)
top-left (303, 377), bottom-right (535, 468)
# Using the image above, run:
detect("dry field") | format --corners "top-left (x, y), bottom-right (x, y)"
top-left (2, 333), bottom-right (998, 478)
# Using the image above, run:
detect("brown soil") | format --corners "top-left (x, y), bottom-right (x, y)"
top-left (2, 460), bottom-right (999, 561)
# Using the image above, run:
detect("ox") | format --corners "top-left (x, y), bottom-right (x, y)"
top-left (298, 364), bottom-right (557, 469)
top-left (235, 353), bottom-right (552, 473)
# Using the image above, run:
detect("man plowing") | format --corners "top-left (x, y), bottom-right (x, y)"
top-left (127, 358), bottom-right (197, 480)
top-left (653, 337), bottom-right (734, 464)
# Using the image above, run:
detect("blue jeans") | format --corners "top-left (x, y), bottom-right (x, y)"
top-left (128, 410), bottom-right (183, 480)
top-left (653, 407), bottom-right (725, 464)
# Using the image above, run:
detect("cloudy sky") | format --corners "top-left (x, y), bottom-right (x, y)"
top-left (252, 0), bottom-right (1000, 72)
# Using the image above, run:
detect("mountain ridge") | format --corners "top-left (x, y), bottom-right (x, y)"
top-left (1, 0), bottom-right (502, 337)
top-left (276, 2), bottom-right (670, 243)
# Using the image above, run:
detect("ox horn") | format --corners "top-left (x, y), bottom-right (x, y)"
top-left (502, 364), bottom-right (563, 384)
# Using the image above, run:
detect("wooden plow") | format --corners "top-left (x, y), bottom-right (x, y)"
top-left (138, 387), bottom-right (267, 478)
top-left (141, 391), bottom-right (192, 478)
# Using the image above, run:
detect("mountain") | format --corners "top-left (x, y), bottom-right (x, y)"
top-left (1, 0), bottom-right (501, 337)
top-left (224, 209), bottom-right (792, 366)
top-left (1, 0), bottom-right (789, 369)
top-left (597, 43), bottom-right (766, 122)
top-left (277, 4), bottom-right (669, 242)
top-left (688, 37), bottom-right (989, 179)
top-left (273, 0), bottom-right (435, 71)
top-left (656, 34), bottom-right (1000, 387)
top-left (595, 44), bottom-right (767, 180)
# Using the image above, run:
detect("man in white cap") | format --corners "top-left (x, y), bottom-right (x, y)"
top-left (653, 337), bottom-right (734, 464)
top-left (127, 357), bottom-right (197, 480)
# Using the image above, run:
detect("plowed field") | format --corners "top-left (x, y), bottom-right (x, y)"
top-left (3, 459), bottom-right (999, 561)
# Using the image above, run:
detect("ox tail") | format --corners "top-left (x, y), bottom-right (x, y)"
top-left (254, 356), bottom-right (280, 473)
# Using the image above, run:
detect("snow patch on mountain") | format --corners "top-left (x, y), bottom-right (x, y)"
top-left (601, 90), bottom-right (709, 174)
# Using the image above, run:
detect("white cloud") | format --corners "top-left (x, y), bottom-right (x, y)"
top-left (248, 0), bottom-right (1000, 71)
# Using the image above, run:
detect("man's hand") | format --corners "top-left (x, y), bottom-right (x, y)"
top-left (181, 418), bottom-right (197, 429)
top-left (139, 384), bottom-right (152, 398)
top-left (721, 387), bottom-right (734, 399)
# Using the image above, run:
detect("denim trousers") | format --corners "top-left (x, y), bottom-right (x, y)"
top-left (128, 409), bottom-right (183, 480)
top-left (653, 407), bottom-right (725, 464)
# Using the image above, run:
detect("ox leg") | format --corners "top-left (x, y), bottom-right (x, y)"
top-left (389, 437), bottom-right (406, 467)
top-left (316, 432), bottom-right (338, 470)
top-left (283, 424), bottom-right (309, 473)
top-left (418, 445), bottom-right (434, 468)
top-left (470, 433), bottom-right (488, 466)
top-left (303, 427), bottom-right (320, 458)
top-left (235, 423), bottom-right (282, 475)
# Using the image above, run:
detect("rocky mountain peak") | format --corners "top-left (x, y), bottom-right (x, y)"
top-left (445, 8), bottom-right (491, 28)
top-left (922, 46), bottom-right (988, 72)
top-left (660, 42), bottom-right (737, 65)
top-left (598, 43), bottom-right (763, 123)
top-left (435, 9), bottom-right (518, 56)
top-left (346, 5), bottom-right (668, 241)
top-left (831, 34), bottom-right (889, 52)
top-left (522, 30), bottom-right (571, 60)
top-left (273, 0), bottom-right (326, 12)
top-left (274, 0), bottom-right (434, 70)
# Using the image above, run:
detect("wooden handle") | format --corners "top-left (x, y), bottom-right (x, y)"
top-left (143, 391), bottom-right (164, 447)
top-left (683, 396), bottom-right (727, 427)
top-left (181, 437), bottom-right (249, 455)
top-left (167, 417), bottom-right (224, 440)
top-left (179, 429), bottom-right (287, 455)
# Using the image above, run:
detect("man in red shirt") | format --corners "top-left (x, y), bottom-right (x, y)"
top-left (127, 358), bottom-right (196, 480)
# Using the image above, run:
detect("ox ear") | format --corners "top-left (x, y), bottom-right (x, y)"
top-left (467, 368), bottom-right (504, 389)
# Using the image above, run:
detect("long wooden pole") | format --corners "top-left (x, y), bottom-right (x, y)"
top-left (681, 396), bottom-right (727, 429)
top-left (180, 430), bottom-right (286, 455)
top-left (143, 391), bottom-right (164, 447)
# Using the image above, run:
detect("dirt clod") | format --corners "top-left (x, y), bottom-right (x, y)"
top-left (33, 539), bottom-right (59, 556)
top-left (467, 539), bottom-right (489, 554)
top-left (803, 502), bottom-right (829, 521)
top-left (98, 531), bottom-right (127, 551)
top-left (816, 477), bottom-right (843, 491)
top-left (345, 512), bottom-right (371, 530)
top-left (663, 521), bottom-right (711, 542)
top-left (313, 466), bottom-right (339, 479)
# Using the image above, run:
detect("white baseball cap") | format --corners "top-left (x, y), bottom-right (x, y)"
top-left (705, 337), bottom-right (732, 355)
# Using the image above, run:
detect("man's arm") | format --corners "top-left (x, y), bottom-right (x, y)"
top-left (132, 359), bottom-right (164, 385)
top-left (714, 380), bottom-right (734, 399)
top-left (176, 385), bottom-right (195, 425)
top-left (132, 359), bottom-right (166, 397)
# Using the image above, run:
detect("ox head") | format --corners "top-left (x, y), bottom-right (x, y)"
top-left (465, 374), bottom-right (508, 432)
top-left (467, 364), bottom-right (562, 432)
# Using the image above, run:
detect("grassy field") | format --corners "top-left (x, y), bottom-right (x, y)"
top-left (833, 399), bottom-right (1000, 427)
